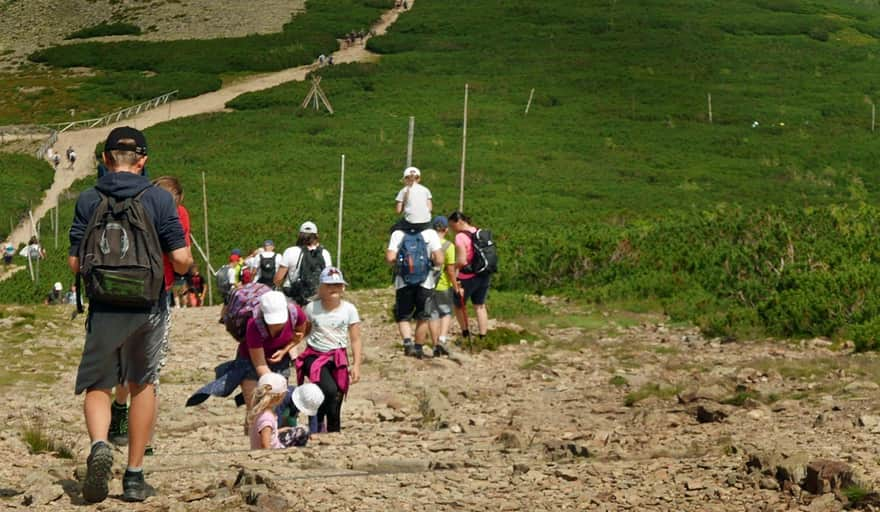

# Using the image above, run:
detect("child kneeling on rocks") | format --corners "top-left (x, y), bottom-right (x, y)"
top-left (248, 373), bottom-right (323, 449)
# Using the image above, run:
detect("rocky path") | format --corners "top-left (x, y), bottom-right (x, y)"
top-left (1, 291), bottom-right (879, 510)
top-left (4, 1), bottom-right (411, 253)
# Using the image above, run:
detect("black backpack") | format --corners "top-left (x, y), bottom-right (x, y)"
top-left (258, 254), bottom-right (276, 285)
top-left (286, 246), bottom-right (326, 305)
top-left (77, 190), bottom-right (164, 309)
top-left (462, 228), bottom-right (498, 275)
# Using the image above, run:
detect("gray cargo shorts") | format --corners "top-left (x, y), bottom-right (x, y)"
top-left (427, 288), bottom-right (454, 320)
top-left (74, 308), bottom-right (171, 395)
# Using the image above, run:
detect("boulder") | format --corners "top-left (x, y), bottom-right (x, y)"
top-left (695, 403), bottom-right (734, 423)
top-left (803, 460), bottom-right (853, 495)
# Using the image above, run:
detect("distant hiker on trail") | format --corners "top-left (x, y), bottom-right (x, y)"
top-left (386, 224), bottom-right (444, 359)
top-left (295, 267), bottom-right (362, 433)
top-left (67, 146), bottom-right (77, 167)
top-left (245, 240), bottom-right (282, 287)
top-left (392, 166), bottom-right (432, 233)
top-left (318, 54), bottom-right (326, 66)
top-left (248, 373), bottom-right (318, 449)
top-left (66, 283), bottom-right (77, 305)
top-left (45, 281), bottom-right (64, 305)
top-left (276, 221), bottom-right (332, 306)
top-left (427, 216), bottom-right (457, 357)
top-left (235, 290), bottom-right (306, 431)
top-left (53, 153), bottom-right (61, 169)
top-left (20, 236), bottom-right (45, 260)
top-left (217, 250), bottom-right (243, 305)
top-left (449, 211), bottom-right (498, 343)
top-left (66, 146), bottom-right (74, 160)
top-left (186, 266), bottom-right (206, 307)
top-left (3, 242), bottom-right (14, 265)
top-left (68, 126), bottom-right (192, 503)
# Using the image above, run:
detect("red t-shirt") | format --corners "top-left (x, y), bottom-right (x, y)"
top-left (164, 205), bottom-right (191, 290)
top-left (237, 304), bottom-right (306, 360)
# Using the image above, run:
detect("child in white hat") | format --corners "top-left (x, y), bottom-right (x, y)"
top-left (392, 166), bottom-right (433, 233)
top-left (248, 372), bottom-right (322, 449)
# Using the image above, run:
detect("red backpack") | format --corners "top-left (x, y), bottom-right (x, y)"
top-left (241, 266), bottom-right (255, 285)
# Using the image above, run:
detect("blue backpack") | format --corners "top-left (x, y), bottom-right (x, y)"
top-left (396, 230), bottom-right (430, 286)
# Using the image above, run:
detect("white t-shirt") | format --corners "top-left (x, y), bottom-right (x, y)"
top-left (305, 300), bottom-right (360, 352)
top-left (387, 229), bottom-right (442, 290)
top-left (279, 245), bottom-right (332, 285)
top-left (395, 183), bottom-right (432, 224)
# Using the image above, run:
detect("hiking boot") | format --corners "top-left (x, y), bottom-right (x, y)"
top-left (403, 342), bottom-right (423, 359)
top-left (108, 401), bottom-right (128, 446)
top-left (144, 445), bottom-right (154, 456)
top-left (82, 441), bottom-right (113, 503)
top-left (122, 469), bottom-right (155, 502)
top-left (433, 343), bottom-right (450, 357)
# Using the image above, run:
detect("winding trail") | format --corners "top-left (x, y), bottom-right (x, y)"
top-left (5, 2), bottom-right (411, 251)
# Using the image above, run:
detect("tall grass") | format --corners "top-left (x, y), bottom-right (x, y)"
top-left (0, 154), bottom-right (54, 241)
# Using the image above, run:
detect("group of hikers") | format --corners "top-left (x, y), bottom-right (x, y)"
top-left (46, 145), bottom-right (76, 169)
top-left (59, 125), bottom-right (497, 503)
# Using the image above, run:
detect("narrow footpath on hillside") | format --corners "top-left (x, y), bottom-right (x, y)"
top-left (4, 0), bottom-right (412, 253)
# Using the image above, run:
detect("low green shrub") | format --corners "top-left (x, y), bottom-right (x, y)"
top-left (65, 22), bottom-right (141, 40)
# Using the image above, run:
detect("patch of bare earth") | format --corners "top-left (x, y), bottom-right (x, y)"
top-left (0, 0), bottom-right (306, 71)
top-left (0, 289), bottom-right (877, 510)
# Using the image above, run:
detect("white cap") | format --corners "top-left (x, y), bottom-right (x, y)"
top-left (292, 383), bottom-right (325, 416)
top-left (54, 282), bottom-right (63, 291)
top-left (299, 221), bottom-right (318, 234)
top-left (258, 372), bottom-right (288, 395)
top-left (403, 166), bottom-right (420, 178)
top-left (259, 291), bottom-right (288, 325)
top-left (319, 266), bottom-right (348, 285)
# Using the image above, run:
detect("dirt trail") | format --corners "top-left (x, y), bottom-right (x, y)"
top-left (4, 1), bottom-right (410, 252)
top-left (1, 290), bottom-right (879, 510)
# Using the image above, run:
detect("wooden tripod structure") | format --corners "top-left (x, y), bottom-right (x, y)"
top-left (301, 76), bottom-right (334, 114)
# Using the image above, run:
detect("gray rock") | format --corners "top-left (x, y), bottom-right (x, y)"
top-left (806, 493), bottom-right (842, 512)
top-left (858, 415), bottom-right (880, 429)
top-left (803, 460), bottom-right (853, 495)
top-left (495, 431), bottom-right (523, 450)
top-left (350, 457), bottom-right (430, 474)
top-left (843, 380), bottom-right (879, 393)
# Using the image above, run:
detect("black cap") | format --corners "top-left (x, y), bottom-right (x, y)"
top-left (104, 126), bottom-right (147, 156)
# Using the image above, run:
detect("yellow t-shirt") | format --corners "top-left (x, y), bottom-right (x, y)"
top-left (435, 240), bottom-right (456, 292)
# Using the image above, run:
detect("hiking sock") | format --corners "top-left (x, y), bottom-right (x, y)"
top-left (126, 467), bottom-right (143, 473)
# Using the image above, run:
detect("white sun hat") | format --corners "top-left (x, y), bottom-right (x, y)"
top-left (292, 383), bottom-right (325, 416)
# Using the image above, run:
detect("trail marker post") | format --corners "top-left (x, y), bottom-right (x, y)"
top-left (301, 77), bottom-right (334, 114)
top-left (202, 171), bottom-right (213, 306)
top-left (525, 88), bottom-right (535, 115)
top-left (337, 154), bottom-right (345, 268)
top-left (406, 116), bottom-right (415, 167)
top-left (459, 83), bottom-right (469, 212)
top-left (873, 103), bottom-right (876, 133)
top-left (708, 93), bottom-right (713, 124)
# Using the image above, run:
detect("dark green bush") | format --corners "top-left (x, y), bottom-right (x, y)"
top-left (65, 22), bottom-right (141, 40)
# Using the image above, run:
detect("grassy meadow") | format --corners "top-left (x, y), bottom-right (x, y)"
top-left (0, 153), bottom-right (54, 241)
top-left (8, 0), bottom-right (880, 344)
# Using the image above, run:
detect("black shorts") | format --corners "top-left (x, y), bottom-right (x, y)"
top-left (456, 274), bottom-right (491, 306)
top-left (395, 285), bottom-right (432, 322)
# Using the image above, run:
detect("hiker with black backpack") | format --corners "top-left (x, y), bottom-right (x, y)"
top-left (448, 211), bottom-right (498, 343)
top-left (385, 225), bottom-right (445, 358)
top-left (275, 221), bottom-right (332, 306)
top-left (68, 127), bottom-right (192, 503)
top-left (245, 240), bottom-right (282, 288)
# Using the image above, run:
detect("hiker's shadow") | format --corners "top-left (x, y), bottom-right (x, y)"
top-left (56, 478), bottom-right (88, 506)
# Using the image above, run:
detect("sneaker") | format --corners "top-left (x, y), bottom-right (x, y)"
top-left (122, 470), bottom-right (155, 502)
top-left (433, 343), bottom-right (450, 357)
top-left (144, 445), bottom-right (154, 456)
top-left (404, 343), bottom-right (423, 359)
top-left (109, 402), bottom-right (129, 446)
top-left (82, 441), bottom-right (113, 503)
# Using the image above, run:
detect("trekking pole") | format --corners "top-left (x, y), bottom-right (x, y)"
top-left (337, 154), bottom-right (345, 268)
